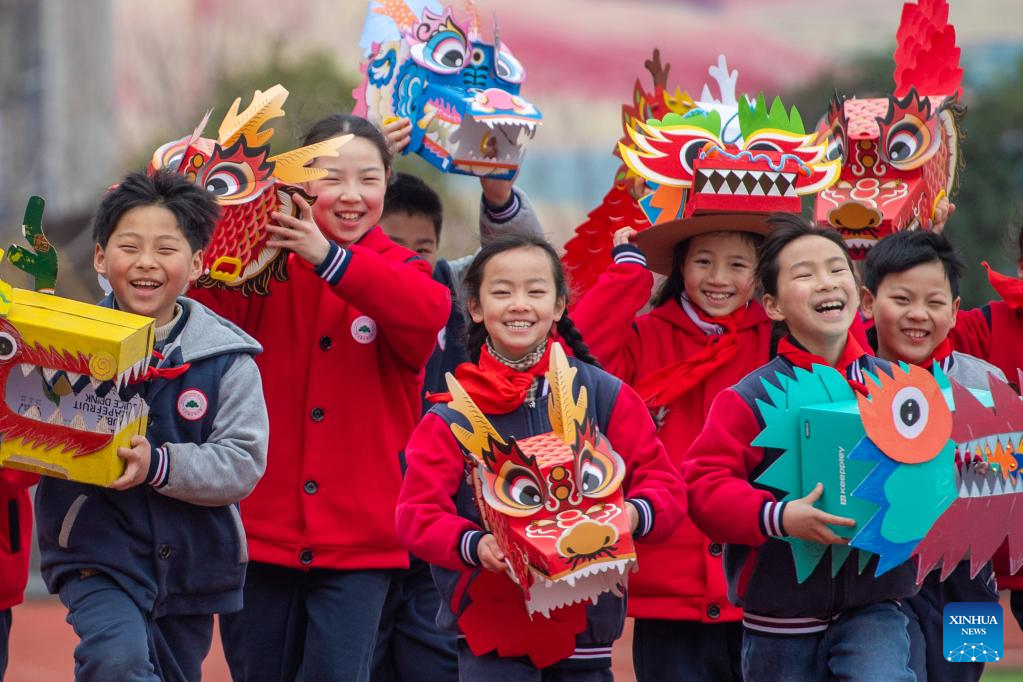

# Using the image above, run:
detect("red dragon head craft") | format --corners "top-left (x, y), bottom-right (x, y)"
top-left (445, 342), bottom-right (636, 619)
top-left (814, 0), bottom-right (964, 259)
top-left (149, 85), bottom-right (351, 295)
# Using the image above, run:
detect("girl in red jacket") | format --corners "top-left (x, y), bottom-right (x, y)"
top-left (396, 233), bottom-right (685, 680)
top-left (192, 114), bottom-right (450, 682)
top-left (572, 223), bottom-right (771, 682)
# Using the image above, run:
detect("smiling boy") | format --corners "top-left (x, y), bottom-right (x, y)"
top-left (36, 169), bottom-right (268, 681)
top-left (861, 229), bottom-right (1001, 682)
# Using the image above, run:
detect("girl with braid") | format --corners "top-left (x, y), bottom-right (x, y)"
top-left (396, 233), bottom-right (686, 679)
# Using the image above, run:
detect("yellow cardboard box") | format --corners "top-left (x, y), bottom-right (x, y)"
top-left (0, 284), bottom-right (154, 485)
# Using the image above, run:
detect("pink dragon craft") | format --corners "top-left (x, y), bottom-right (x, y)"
top-left (443, 343), bottom-right (635, 664)
top-left (814, 0), bottom-right (964, 259)
top-left (149, 85), bottom-right (351, 296)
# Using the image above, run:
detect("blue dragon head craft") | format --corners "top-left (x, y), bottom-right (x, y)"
top-left (754, 362), bottom-right (1023, 584)
top-left (354, 0), bottom-right (541, 180)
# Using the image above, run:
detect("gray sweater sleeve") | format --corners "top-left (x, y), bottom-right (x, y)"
top-left (447, 186), bottom-right (544, 289)
top-left (157, 355), bottom-right (269, 506)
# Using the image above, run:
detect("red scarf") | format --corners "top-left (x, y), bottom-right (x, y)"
top-left (984, 261), bottom-right (1023, 311)
top-left (632, 305), bottom-right (747, 408)
top-left (910, 336), bottom-right (953, 369)
top-left (128, 350), bottom-right (191, 384)
top-left (777, 332), bottom-right (870, 394)
top-left (427, 343), bottom-right (552, 414)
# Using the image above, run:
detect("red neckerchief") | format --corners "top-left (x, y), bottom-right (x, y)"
top-left (777, 332), bottom-right (870, 394)
top-left (910, 336), bottom-right (953, 369)
top-left (427, 342), bottom-right (552, 414)
top-left (632, 304), bottom-right (747, 408)
top-left (984, 261), bottom-right (1023, 311)
top-left (128, 350), bottom-right (191, 384)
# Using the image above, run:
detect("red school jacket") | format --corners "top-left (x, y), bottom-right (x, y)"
top-left (0, 469), bottom-right (37, 610)
top-left (192, 226), bottom-right (450, 571)
top-left (572, 247), bottom-right (772, 622)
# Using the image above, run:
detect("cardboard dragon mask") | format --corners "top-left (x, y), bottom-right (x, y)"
top-left (149, 85), bottom-right (351, 295)
top-left (813, 0), bottom-right (964, 258)
top-left (354, 0), bottom-right (541, 179)
top-left (754, 362), bottom-right (1023, 585)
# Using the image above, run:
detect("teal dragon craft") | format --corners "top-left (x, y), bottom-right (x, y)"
top-left (754, 362), bottom-right (1023, 583)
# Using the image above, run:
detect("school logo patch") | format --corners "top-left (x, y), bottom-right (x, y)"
top-left (177, 389), bottom-right (208, 421)
top-left (351, 315), bottom-right (377, 344)
top-left (943, 601), bottom-right (1002, 663)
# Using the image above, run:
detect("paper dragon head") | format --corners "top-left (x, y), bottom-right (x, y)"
top-left (354, 0), bottom-right (541, 179)
top-left (149, 85), bottom-right (351, 296)
top-left (0, 197), bottom-right (154, 486)
top-left (813, 0), bottom-right (964, 259)
top-left (755, 361), bottom-right (1023, 584)
top-left (445, 343), bottom-right (635, 618)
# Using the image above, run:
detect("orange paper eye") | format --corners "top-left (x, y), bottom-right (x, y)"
top-left (576, 436), bottom-right (626, 499)
top-left (858, 364), bottom-right (951, 464)
top-left (482, 462), bottom-right (545, 517)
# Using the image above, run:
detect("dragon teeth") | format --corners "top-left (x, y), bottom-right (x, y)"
top-left (41, 367), bottom-right (57, 382)
top-left (19, 364), bottom-right (33, 378)
top-left (21, 405), bottom-right (41, 421)
top-left (47, 409), bottom-right (63, 426)
top-left (69, 412), bottom-right (87, 431)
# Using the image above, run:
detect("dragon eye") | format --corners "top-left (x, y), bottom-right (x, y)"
top-left (0, 332), bottom-right (17, 362)
top-left (747, 141), bottom-right (781, 153)
top-left (678, 138), bottom-right (711, 175)
top-left (151, 137), bottom-right (190, 172)
top-left (858, 364), bottom-right (951, 464)
top-left (576, 438), bottom-right (625, 499)
top-left (825, 135), bottom-right (845, 162)
top-left (881, 116), bottom-right (934, 170)
top-left (199, 160), bottom-right (258, 205)
top-left (891, 386), bottom-right (927, 440)
top-left (410, 27), bottom-right (469, 76)
top-left (485, 463), bottom-right (545, 516)
top-left (495, 48), bottom-right (525, 84)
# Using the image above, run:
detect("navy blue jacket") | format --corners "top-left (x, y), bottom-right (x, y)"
top-left (36, 297), bottom-right (267, 617)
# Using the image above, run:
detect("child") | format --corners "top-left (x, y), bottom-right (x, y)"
top-left (860, 229), bottom-right (1000, 682)
top-left (379, 171), bottom-right (542, 408)
top-left (35, 169), bottom-right (268, 681)
top-left (191, 114), bottom-right (451, 682)
top-left (374, 172), bottom-right (540, 681)
top-left (0, 468), bottom-right (36, 677)
top-left (395, 233), bottom-right (686, 679)
top-left (683, 215), bottom-right (918, 682)
top-left (572, 224), bottom-right (771, 682)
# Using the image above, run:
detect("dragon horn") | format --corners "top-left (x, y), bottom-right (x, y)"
top-left (546, 342), bottom-right (588, 445)
top-left (268, 134), bottom-right (354, 184)
top-left (446, 372), bottom-right (506, 464)
top-left (217, 84), bottom-right (288, 148)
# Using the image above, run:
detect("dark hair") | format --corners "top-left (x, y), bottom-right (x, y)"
top-left (863, 229), bottom-right (964, 298)
top-left (653, 230), bottom-right (764, 307)
top-left (462, 234), bottom-right (600, 367)
top-left (383, 172), bottom-right (443, 240)
top-left (755, 213), bottom-right (855, 298)
top-left (303, 114), bottom-right (393, 175)
top-left (92, 169), bottom-right (219, 251)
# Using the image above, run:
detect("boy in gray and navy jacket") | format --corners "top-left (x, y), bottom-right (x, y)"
top-left (36, 170), bottom-right (268, 682)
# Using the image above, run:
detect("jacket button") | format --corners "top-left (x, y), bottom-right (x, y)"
top-left (304, 480), bottom-right (318, 495)
top-left (709, 542), bottom-right (723, 557)
top-left (310, 407), bottom-right (324, 422)
top-left (707, 603), bottom-right (721, 620)
top-left (299, 548), bottom-right (313, 565)
top-left (158, 544), bottom-right (171, 560)
top-left (319, 336), bottom-right (332, 351)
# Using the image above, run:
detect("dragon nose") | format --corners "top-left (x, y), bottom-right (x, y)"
top-left (556, 520), bottom-right (618, 559)
top-left (828, 202), bottom-right (882, 231)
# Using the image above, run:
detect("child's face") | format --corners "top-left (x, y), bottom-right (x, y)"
top-left (94, 204), bottom-right (201, 326)
top-left (380, 211), bottom-right (438, 268)
top-left (861, 260), bottom-right (959, 365)
top-left (468, 247), bottom-right (566, 361)
top-left (763, 235), bottom-right (858, 347)
top-left (681, 232), bottom-right (756, 317)
top-left (306, 136), bottom-right (388, 247)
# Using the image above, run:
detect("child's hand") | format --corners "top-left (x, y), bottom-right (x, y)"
top-left (626, 501), bottom-right (640, 533)
top-left (613, 227), bottom-right (639, 247)
top-left (109, 436), bottom-right (152, 490)
top-left (266, 194), bottom-right (331, 267)
top-left (382, 117), bottom-right (413, 154)
top-left (780, 483), bottom-right (855, 545)
top-left (480, 177), bottom-right (514, 207)
top-left (932, 197), bottom-right (956, 233)
top-left (477, 534), bottom-right (508, 573)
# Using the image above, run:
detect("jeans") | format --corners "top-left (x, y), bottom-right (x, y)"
top-left (456, 646), bottom-right (612, 682)
top-left (741, 601), bottom-right (914, 682)
top-left (632, 618), bottom-right (742, 682)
